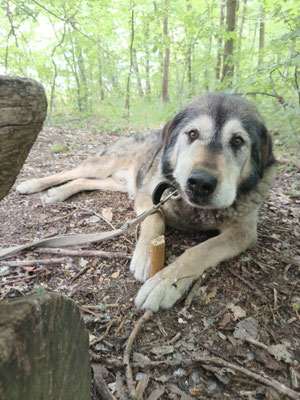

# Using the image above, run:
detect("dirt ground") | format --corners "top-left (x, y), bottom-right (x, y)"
top-left (0, 127), bottom-right (299, 400)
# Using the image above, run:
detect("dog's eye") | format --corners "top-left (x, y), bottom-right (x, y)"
top-left (188, 130), bottom-right (199, 140)
top-left (231, 136), bottom-right (244, 147)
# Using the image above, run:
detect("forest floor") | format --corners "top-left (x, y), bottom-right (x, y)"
top-left (0, 126), bottom-right (299, 400)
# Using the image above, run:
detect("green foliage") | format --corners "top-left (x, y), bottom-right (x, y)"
top-left (0, 0), bottom-right (299, 151)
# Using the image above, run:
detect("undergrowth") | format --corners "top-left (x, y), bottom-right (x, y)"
top-left (45, 96), bottom-right (299, 158)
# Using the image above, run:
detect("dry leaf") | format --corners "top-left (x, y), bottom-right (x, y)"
top-left (111, 271), bottom-right (120, 279)
top-left (101, 207), bottom-right (113, 221)
top-left (268, 342), bottom-right (292, 363)
top-left (255, 349), bottom-right (283, 371)
top-left (205, 287), bottom-right (217, 304)
top-left (228, 303), bottom-right (246, 320)
top-left (22, 266), bottom-right (36, 272)
top-left (234, 317), bottom-right (258, 340)
top-left (151, 345), bottom-right (174, 356)
top-left (135, 377), bottom-right (149, 400)
top-left (219, 312), bottom-right (231, 328)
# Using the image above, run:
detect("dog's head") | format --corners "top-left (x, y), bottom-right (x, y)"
top-left (161, 93), bottom-right (275, 209)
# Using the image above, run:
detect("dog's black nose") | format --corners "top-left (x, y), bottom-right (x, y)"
top-left (187, 170), bottom-right (217, 196)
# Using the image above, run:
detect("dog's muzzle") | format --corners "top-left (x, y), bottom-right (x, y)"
top-left (187, 170), bottom-right (217, 197)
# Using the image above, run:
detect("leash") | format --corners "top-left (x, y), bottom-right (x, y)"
top-left (0, 183), bottom-right (179, 260)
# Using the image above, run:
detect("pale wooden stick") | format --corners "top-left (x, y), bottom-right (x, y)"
top-left (150, 235), bottom-right (165, 277)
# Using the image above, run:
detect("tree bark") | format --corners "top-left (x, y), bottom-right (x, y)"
top-left (258, 5), bottom-right (265, 66)
top-left (124, 0), bottom-right (135, 118)
top-left (215, 1), bottom-right (225, 81)
top-left (162, 0), bottom-right (170, 103)
top-left (133, 48), bottom-right (144, 97)
top-left (144, 19), bottom-right (151, 96)
top-left (221, 0), bottom-right (237, 83)
top-left (0, 293), bottom-right (91, 400)
top-left (0, 76), bottom-right (47, 201)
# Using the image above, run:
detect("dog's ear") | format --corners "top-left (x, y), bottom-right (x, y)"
top-left (161, 110), bottom-right (186, 148)
top-left (259, 124), bottom-right (275, 173)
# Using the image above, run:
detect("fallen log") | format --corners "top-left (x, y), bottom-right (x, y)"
top-left (0, 293), bottom-right (90, 400)
top-left (0, 75), bottom-right (47, 200)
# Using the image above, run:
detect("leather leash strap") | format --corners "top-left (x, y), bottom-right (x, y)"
top-left (0, 188), bottom-right (178, 260)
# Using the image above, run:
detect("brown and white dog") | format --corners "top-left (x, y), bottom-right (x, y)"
top-left (17, 93), bottom-right (276, 311)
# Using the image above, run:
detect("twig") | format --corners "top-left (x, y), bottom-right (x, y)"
top-left (123, 310), bottom-right (153, 398)
top-left (250, 255), bottom-right (274, 271)
top-left (184, 269), bottom-right (214, 308)
top-left (94, 353), bottom-right (300, 399)
top-left (79, 207), bottom-right (116, 229)
top-left (92, 364), bottom-right (117, 400)
top-left (1, 258), bottom-right (66, 267)
top-left (90, 312), bottom-right (118, 347)
top-left (244, 337), bottom-right (268, 350)
top-left (35, 248), bottom-right (129, 260)
top-left (0, 274), bottom-right (37, 286)
top-left (199, 342), bottom-right (231, 362)
top-left (230, 268), bottom-right (269, 302)
top-left (70, 265), bottom-right (91, 282)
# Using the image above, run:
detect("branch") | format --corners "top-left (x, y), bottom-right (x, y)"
top-left (123, 310), bottom-right (153, 397)
top-left (95, 354), bottom-right (300, 400)
top-left (35, 248), bottom-right (129, 260)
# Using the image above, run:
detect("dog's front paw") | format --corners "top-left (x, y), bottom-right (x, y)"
top-left (130, 243), bottom-right (151, 282)
top-left (135, 268), bottom-right (191, 312)
top-left (16, 179), bottom-right (41, 194)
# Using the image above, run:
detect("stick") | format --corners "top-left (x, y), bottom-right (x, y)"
top-left (1, 258), bottom-right (66, 267)
top-left (150, 236), bottom-right (165, 277)
top-left (100, 354), bottom-right (299, 400)
top-left (90, 313), bottom-right (117, 347)
top-left (184, 269), bottom-right (214, 308)
top-left (92, 365), bottom-right (117, 400)
top-left (35, 248), bottom-right (129, 260)
top-left (123, 310), bottom-right (153, 398)
top-left (70, 265), bottom-right (91, 282)
top-left (230, 268), bottom-right (269, 302)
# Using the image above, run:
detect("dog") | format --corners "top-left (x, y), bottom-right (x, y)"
top-left (17, 93), bottom-right (276, 312)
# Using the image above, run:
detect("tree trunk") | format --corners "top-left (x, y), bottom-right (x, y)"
top-left (144, 20), bottom-right (151, 96)
top-left (258, 6), bottom-right (265, 67)
top-left (186, 0), bottom-right (192, 96)
top-left (78, 51), bottom-right (88, 110)
top-left (238, 0), bottom-right (247, 53)
top-left (0, 293), bottom-right (90, 400)
top-left (215, 1), bottom-right (225, 81)
top-left (0, 76), bottom-right (47, 201)
top-left (221, 0), bottom-right (237, 83)
top-left (133, 48), bottom-right (144, 97)
top-left (98, 53), bottom-right (105, 101)
top-left (124, 0), bottom-right (135, 118)
top-left (49, 23), bottom-right (66, 115)
top-left (162, 0), bottom-right (170, 103)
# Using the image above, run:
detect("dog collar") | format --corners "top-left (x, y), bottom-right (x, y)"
top-left (152, 181), bottom-right (179, 205)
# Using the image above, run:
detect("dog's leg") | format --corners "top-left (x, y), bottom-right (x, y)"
top-left (43, 177), bottom-right (128, 204)
top-left (16, 156), bottom-right (131, 198)
top-left (135, 212), bottom-right (258, 311)
top-left (16, 168), bottom-right (83, 194)
top-left (130, 192), bottom-right (166, 282)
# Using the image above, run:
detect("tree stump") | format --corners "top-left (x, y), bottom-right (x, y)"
top-left (0, 293), bottom-right (91, 400)
top-left (0, 75), bottom-right (47, 201)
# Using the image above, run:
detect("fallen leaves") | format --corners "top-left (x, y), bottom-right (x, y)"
top-left (228, 303), bottom-right (246, 320)
top-left (234, 317), bottom-right (259, 340)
